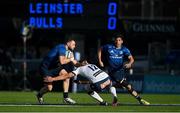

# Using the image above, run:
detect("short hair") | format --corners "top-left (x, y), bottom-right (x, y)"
top-left (64, 34), bottom-right (76, 43)
top-left (80, 56), bottom-right (92, 64)
top-left (114, 34), bottom-right (124, 39)
top-left (65, 38), bottom-right (75, 44)
top-left (112, 34), bottom-right (124, 41)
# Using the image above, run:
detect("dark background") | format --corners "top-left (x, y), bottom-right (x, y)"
top-left (0, 0), bottom-right (179, 91)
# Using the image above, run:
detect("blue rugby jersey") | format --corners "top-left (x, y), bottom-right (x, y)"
top-left (101, 44), bottom-right (131, 72)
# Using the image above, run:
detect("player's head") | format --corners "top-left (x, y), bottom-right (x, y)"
top-left (66, 39), bottom-right (76, 51)
top-left (79, 57), bottom-right (90, 66)
top-left (81, 60), bottom-right (89, 66)
top-left (114, 34), bottom-right (124, 47)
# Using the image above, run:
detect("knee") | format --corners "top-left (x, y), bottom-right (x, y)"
top-left (63, 78), bottom-right (70, 83)
top-left (47, 85), bottom-right (53, 92)
top-left (64, 78), bottom-right (69, 82)
top-left (122, 82), bottom-right (132, 91)
top-left (127, 84), bottom-right (132, 90)
top-left (121, 81), bottom-right (132, 90)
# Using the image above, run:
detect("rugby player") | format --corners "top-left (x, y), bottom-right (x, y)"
top-left (36, 38), bottom-right (78, 104)
top-left (98, 34), bottom-right (150, 105)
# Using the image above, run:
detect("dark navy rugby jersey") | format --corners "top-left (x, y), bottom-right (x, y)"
top-left (42, 44), bottom-right (66, 69)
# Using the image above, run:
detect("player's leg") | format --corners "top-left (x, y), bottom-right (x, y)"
top-left (102, 79), bottom-right (118, 106)
top-left (109, 86), bottom-right (117, 98)
top-left (121, 79), bottom-right (140, 99)
top-left (60, 69), bottom-right (76, 104)
top-left (63, 78), bottom-right (69, 99)
top-left (86, 84), bottom-right (107, 106)
top-left (120, 79), bottom-right (150, 105)
top-left (88, 91), bottom-right (104, 103)
top-left (108, 70), bottom-right (126, 105)
top-left (36, 82), bottom-right (53, 104)
top-left (63, 78), bottom-right (76, 104)
top-left (109, 86), bottom-right (118, 106)
top-left (36, 63), bottom-right (54, 104)
top-left (110, 69), bottom-right (150, 105)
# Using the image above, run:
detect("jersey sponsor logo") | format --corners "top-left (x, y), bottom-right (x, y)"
top-left (110, 56), bottom-right (122, 59)
top-left (108, 49), bottom-right (123, 56)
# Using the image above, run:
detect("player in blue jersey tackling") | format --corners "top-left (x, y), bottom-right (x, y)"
top-left (36, 38), bottom-right (78, 104)
top-left (98, 34), bottom-right (150, 105)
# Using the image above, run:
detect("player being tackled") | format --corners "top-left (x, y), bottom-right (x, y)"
top-left (44, 60), bottom-right (118, 106)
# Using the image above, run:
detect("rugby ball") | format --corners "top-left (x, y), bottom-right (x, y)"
top-left (65, 50), bottom-right (73, 58)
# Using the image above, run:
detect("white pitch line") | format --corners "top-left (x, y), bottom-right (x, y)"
top-left (0, 103), bottom-right (180, 107)
top-left (150, 104), bottom-right (180, 106)
top-left (0, 104), bottom-right (85, 107)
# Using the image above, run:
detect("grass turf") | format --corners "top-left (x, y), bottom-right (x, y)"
top-left (0, 91), bottom-right (180, 112)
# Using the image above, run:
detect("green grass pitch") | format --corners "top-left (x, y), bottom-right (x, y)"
top-left (0, 91), bottom-right (180, 112)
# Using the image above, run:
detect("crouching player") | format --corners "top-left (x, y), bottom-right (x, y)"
top-left (44, 61), bottom-right (118, 106)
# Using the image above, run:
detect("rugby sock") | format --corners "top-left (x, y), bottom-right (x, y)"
top-left (63, 92), bottom-right (68, 98)
top-left (130, 90), bottom-right (141, 101)
top-left (109, 86), bottom-right (117, 97)
top-left (122, 81), bottom-right (142, 101)
top-left (135, 95), bottom-right (141, 101)
top-left (88, 91), bottom-right (103, 103)
top-left (128, 89), bottom-right (141, 101)
top-left (38, 86), bottom-right (49, 97)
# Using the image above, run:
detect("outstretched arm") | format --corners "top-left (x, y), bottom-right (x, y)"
top-left (44, 72), bottom-right (75, 82)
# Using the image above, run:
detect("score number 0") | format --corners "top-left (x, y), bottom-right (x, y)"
top-left (107, 2), bottom-right (117, 30)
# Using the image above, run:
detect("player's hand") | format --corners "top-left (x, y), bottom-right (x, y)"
top-left (99, 61), bottom-right (104, 67)
top-left (44, 76), bottom-right (54, 82)
top-left (71, 59), bottom-right (78, 65)
top-left (70, 56), bottom-right (74, 61)
top-left (124, 63), bottom-right (132, 69)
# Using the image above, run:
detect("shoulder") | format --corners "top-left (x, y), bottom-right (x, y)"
top-left (56, 44), bottom-right (66, 50)
top-left (102, 44), bottom-right (114, 49)
top-left (122, 46), bottom-right (131, 54)
top-left (56, 44), bottom-right (65, 48)
top-left (122, 46), bottom-right (129, 50)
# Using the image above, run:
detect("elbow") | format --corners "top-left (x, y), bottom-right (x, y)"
top-left (131, 58), bottom-right (135, 64)
top-left (132, 57), bottom-right (135, 62)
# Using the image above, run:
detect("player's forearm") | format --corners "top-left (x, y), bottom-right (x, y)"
top-left (60, 55), bottom-right (78, 65)
top-left (53, 73), bottom-right (75, 81)
top-left (128, 56), bottom-right (134, 65)
top-left (74, 62), bottom-right (82, 67)
top-left (97, 48), bottom-right (102, 62)
top-left (59, 56), bottom-right (72, 65)
top-left (53, 74), bottom-right (70, 81)
top-left (64, 59), bottom-right (72, 64)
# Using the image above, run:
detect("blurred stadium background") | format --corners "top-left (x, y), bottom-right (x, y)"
top-left (0, 0), bottom-right (180, 112)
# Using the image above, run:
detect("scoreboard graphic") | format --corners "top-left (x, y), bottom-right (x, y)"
top-left (27, 0), bottom-right (119, 30)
